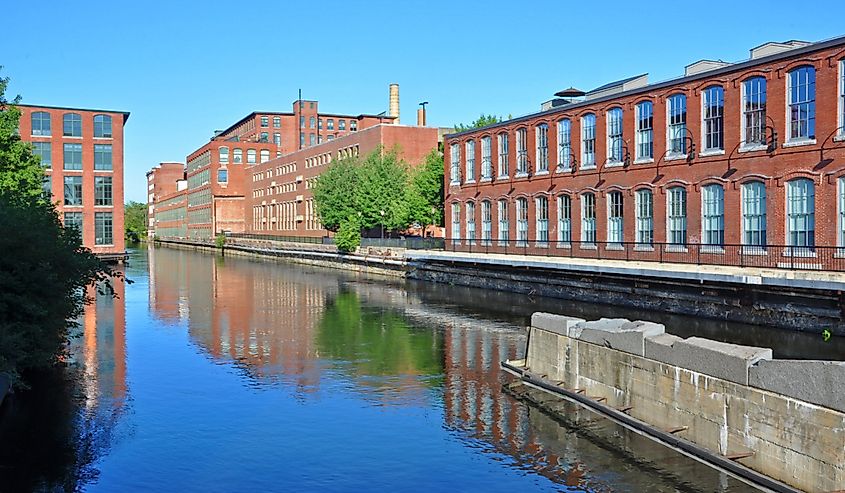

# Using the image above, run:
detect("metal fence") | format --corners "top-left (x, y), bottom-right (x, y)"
top-left (359, 237), bottom-right (445, 250)
top-left (225, 232), bottom-right (327, 245)
top-left (443, 239), bottom-right (845, 272)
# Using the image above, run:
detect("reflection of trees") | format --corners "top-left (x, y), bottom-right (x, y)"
top-left (316, 290), bottom-right (444, 378)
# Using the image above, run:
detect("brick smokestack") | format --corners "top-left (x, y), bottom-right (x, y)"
top-left (389, 83), bottom-right (399, 124)
top-left (417, 106), bottom-right (426, 126)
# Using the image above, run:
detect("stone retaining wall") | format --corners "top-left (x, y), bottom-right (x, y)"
top-left (525, 312), bottom-right (845, 492)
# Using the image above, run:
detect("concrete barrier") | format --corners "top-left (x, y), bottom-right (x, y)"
top-left (575, 319), bottom-right (665, 356)
top-left (530, 312), bottom-right (585, 336)
top-left (669, 337), bottom-right (771, 385)
top-left (749, 360), bottom-right (845, 413)
top-left (644, 333), bottom-right (684, 362)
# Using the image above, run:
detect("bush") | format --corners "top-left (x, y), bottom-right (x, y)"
top-left (334, 220), bottom-right (361, 253)
top-left (215, 233), bottom-right (227, 249)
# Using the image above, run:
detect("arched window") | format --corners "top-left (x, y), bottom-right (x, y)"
top-left (557, 119), bottom-right (571, 170)
top-left (516, 128), bottom-right (528, 174)
top-left (233, 148), bottom-right (243, 164)
top-left (497, 132), bottom-right (509, 177)
top-left (702, 86), bottom-right (724, 151)
top-left (309, 116), bottom-right (316, 128)
top-left (581, 114), bottom-right (596, 167)
top-left (31, 111), bottom-right (51, 136)
top-left (515, 197), bottom-right (528, 246)
top-left (786, 178), bottom-right (815, 248)
top-left (465, 140), bottom-right (476, 182)
top-left (535, 124), bottom-right (549, 172)
top-left (635, 102), bottom-right (653, 160)
top-left (451, 202), bottom-right (461, 244)
top-left (480, 136), bottom-right (492, 179)
top-left (607, 191), bottom-right (624, 244)
top-left (497, 199), bottom-right (509, 245)
top-left (606, 108), bottom-right (623, 163)
top-left (219, 146), bottom-right (229, 164)
top-left (787, 66), bottom-right (816, 141)
top-left (742, 181), bottom-right (767, 247)
top-left (666, 94), bottom-right (687, 155)
top-left (449, 143), bottom-right (460, 183)
top-left (635, 189), bottom-right (653, 246)
top-left (702, 184), bottom-right (725, 247)
top-left (481, 200), bottom-right (492, 245)
top-left (247, 149), bottom-right (257, 164)
top-left (63, 113), bottom-right (81, 137)
top-left (667, 187), bottom-right (687, 245)
top-left (94, 114), bottom-right (112, 138)
top-left (557, 195), bottom-right (571, 244)
top-left (742, 77), bottom-right (767, 146)
top-left (535, 195), bottom-right (549, 244)
top-left (465, 201), bottom-right (476, 244)
top-left (581, 193), bottom-right (596, 244)
top-left (260, 149), bottom-right (270, 163)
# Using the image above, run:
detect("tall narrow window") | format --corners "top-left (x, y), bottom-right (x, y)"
top-left (31, 111), bottom-right (51, 136)
top-left (667, 187), bottom-right (687, 246)
top-left (274, 133), bottom-right (281, 146)
top-left (63, 113), bottom-right (81, 137)
top-left (466, 201), bottom-right (476, 244)
top-left (742, 181), bottom-right (767, 247)
top-left (219, 146), bottom-right (229, 164)
top-left (701, 184), bottom-right (725, 247)
top-left (516, 128), bottom-right (528, 175)
top-left (557, 195), bottom-right (571, 244)
top-left (581, 114), bottom-right (596, 167)
top-left (481, 136), bottom-right (492, 179)
top-left (635, 189), bottom-right (653, 246)
top-left (786, 179), bottom-right (815, 248)
top-left (788, 66), bottom-right (816, 141)
top-left (667, 94), bottom-right (687, 155)
top-left (261, 116), bottom-right (269, 127)
top-left (63, 176), bottom-right (83, 206)
top-left (260, 150), bottom-right (270, 163)
top-left (742, 77), bottom-right (767, 146)
top-left (339, 120), bottom-right (346, 131)
top-left (557, 119), bottom-right (571, 171)
top-left (497, 199), bottom-right (509, 245)
top-left (95, 176), bottom-right (113, 206)
top-left (497, 133), bottom-right (509, 177)
top-left (536, 124), bottom-right (549, 173)
top-left (606, 108), bottom-right (623, 163)
top-left (465, 140), bottom-right (476, 182)
top-left (95, 212), bottom-right (113, 245)
top-left (702, 86), bottom-right (724, 151)
top-left (94, 114), bottom-right (112, 138)
top-left (607, 191), bottom-right (624, 245)
top-left (217, 169), bottom-right (228, 183)
top-left (536, 196), bottom-right (549, 245)
top-left (450, 143), bottom-right (460, 183)
top-left (94, 144), bottom-right (112, 170)
top-left (481, 200), bottom-right (492, 245)
top-left (233, 148), bottom-right (243, 164)
top-left (273, 116), bottom-right (281, 128)
top-left (635, 102), bottom-right (653, 160)
top-left (840, 60), bottom-right (845, 136)
top-left (516, 198), bottom-right (528, 246)
top-left (451, 203), bottom-right (461, 244)
top-left (839, 177), bottom-right (845, 247)
top-left (310, 116), bottom-right (316, 128)
top-left (581, 193), bottom-right (596, 245)
top-left (247, 149), bottom-right (256, 164)
top-left (63, 143), bottom-right (82, 170)
top-left (33, 142), bottom-right (51, 168)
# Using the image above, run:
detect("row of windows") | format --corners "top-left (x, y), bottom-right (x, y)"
top-left (305, 152), bottom-right (332, 168)
top-left (260, 116), bottom-right (282, 128)
top-left (187, 187), bottom-right (211, 207)
top-left (252, 180), bottom-right (298, 198)
top-left (187, 151), bottom-right (210, 173)
top-left (253, 202), bottom-right (300, 231)
top-left (53, 176), bottom-right (113, 207)
top-left (450, 64), bottom-right (845, 183)
top-left (187, 207), bottom-right (212, 225)
top-left (218, 147), bottom-right (270, 165)
top-left (187, 169), bottom-right (210, 190)
top-left (297, 116), bottom-right (357, 132)
top-left (63, 212), bottom-right (113, 245)
top-left (156, 194), bottom-right (187, 209)
top-left (30, 112), bottom-right (113, 138)
top-left (450, 178), bottom-right (831, 249)
top-left (155, 206), bottom-right (186, 224)
top-left (33, 142), bottom-right (113, 170)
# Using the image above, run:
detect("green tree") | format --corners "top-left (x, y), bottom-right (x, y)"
top-left (406, 149), bottom-right (444, 233)
top-left (0, 70), bottom-right (114, 386)
top-left (124, 201), bottom-right (147, 242)
top-left (312, 155), bottom-right (360, 232)
top-left (453, 114), bottom-right (504, 133)
top-left (334, 218), bottom-right (361, 253)
top-left (355, 147), bottom-right (409, 233)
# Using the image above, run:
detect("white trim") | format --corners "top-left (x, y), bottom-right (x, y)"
top-left (782, 138), bottom-right (816, 148)
top-left (698, 149), bottom-right (725, 157)
top-left (738, 144), bottom-right (767, 153)
top-left (633, 158), bottom-right (654, 165)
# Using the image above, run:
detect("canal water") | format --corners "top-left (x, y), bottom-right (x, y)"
top-left (3, 245), bottom-right (817, 492)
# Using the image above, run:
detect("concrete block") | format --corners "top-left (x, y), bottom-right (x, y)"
top-left (575, 318), bottom-right (665, 356)
top-left (749, 360), bottom-right (845, 413)
top-left (530, 312), bottom-right (585, 337)
top-left (673, 337), bottom-right (772, 385)
top-left (645, 333), bottom-right (684, 364)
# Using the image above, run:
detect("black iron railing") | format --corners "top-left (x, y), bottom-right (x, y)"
top-left (442, 238), bottom-right (845, 272)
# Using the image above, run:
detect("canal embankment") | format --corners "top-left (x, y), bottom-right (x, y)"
top-left (508, 312), bottom-right (845, 492)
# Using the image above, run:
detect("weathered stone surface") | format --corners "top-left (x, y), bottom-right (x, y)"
top-left (644, 333), bottom-right (684, 363)
top-left (575, 318), bottom-right (665, 356)
top-left (530, 312), bottom-right (585, 336)
top-left (749, 359), bottom-right (845, 413)
top-left (672, 337), bottom-right (771, 385)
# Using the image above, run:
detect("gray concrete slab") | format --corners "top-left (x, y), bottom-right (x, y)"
top-left (749, 360), bottom-right (845, 413)
top-left (644, 333), bottom-right (684, 364)
top-left (530, 312), bottom-right (585, 336)
top-left (672, 337), bottom-right (772, 385)
top-left (575, 319), bottom-right (665, 356)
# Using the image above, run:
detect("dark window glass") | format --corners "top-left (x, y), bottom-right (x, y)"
top-left (33, 142), bottom-right (51, 167)
top-left (260, 116), bottom-right (269, 127)
top-left (95, 212), bottom-right (113, 245)
top-left (63, 176), bottom-right (83, 206)
top-left (63, 113), bottom-right (82, 137)
top-left (64, 143), bottom-right (83, 170)
top-left (95, 176), bottom-right (113, 206)
top-left (94, 114), bottom-right (112, 138)
top-left (64, 212), bottom-right (83, 232)
top-left (94, 144), bottom-right (112, 170)
top-left (32, 111), bottom-right (51, 136)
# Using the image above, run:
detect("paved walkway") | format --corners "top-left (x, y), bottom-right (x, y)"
top-left (406, 250), bottom-right (845, 291)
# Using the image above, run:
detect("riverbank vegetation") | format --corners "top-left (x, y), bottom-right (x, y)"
top-left (312, 147), bottom-right (443, 252)
top-left (0, 71), bottom-right (114, 387)
top-left (124, 201), bottom-right (147, 242)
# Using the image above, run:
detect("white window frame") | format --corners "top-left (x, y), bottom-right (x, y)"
top-left (481, 200), bottom-right (492, 245)
top-left (786, 179), bottom-right (815, 250)
top-left (666, 187), bottom-right (687, 247)
top-left (557, 195), bottom-right (571, 245)
top-left (481, 136), bottom-right (492, 179)
top-left (786, 66), bottom-right (816, 143)
top-left (839, 177), bottom-right (845, 248)
top-left (581, 193), bottom-right (596, 245)
top-left (497, 199), bottom-right (509, 245)
top-left (606, 108), bottom-right (624, 165)
top-left (535, 196), bottom-right (549, 246)
top-left (667, 94), bottom-right (687, 157)
top-left (635, 189), bottom-right (653, 246)
top-left (741, 77), bottom-right (767, 149)
top-left (535, 124), bottom-right (549, 173)
top-left (465, 140), bottom-right (476, 183)
top-left (581, 114), bottom-right (596, 168)
top-left (465, 201), bottom-right (476, 244)
top-left (839, 60), bottom-right (845, 138)
top-left (557, 119), bottom-right (572, 171)
top-left (516, 198), bottom-right (528, 246)
top-left (451, 202), bottom-right (461, 244)
top-left (516, 128), bottom-right (528, 175)
top-left (497, 133), bottom-right (509, 178)
top-left (702, 86), bottom-right (724, 152)
top-left (701, 184), bottom-right (725, 249)
top-left (450, 143), bottom-right (460, 184)
top-left (607, 191), bottom-right (624, 246)
top-left (741, 181), bottom-right (767, 250)
top-left (635, 102), bottom-right (653, 162)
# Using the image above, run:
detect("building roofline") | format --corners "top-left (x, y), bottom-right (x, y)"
top-left (445, 33), bottom-right (845, 140)
top-left (16, 103), bottom-right (130, 123)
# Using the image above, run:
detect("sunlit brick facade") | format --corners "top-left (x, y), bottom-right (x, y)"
top-left (445, 37), bottom-right (845, 269)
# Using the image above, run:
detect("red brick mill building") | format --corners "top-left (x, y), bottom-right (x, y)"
top-left (444, 36), bottom-right (845, 270)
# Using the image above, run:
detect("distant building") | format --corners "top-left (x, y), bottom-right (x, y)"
top-left (17, 104), bottom-right (129, 257)
top-left (146, 162), bottom-right (186, 238)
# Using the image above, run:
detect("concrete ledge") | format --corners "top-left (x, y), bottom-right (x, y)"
top-left (749, 360), bottom-right (845, 413)
top-left (672, 337), bottom-right (772, 385)
top-left (575, 318), bottom-right (665, 356)
top-left (530, 312), bottom-right (585, 336)
top-left (645, 333), bottom-right (684, 362)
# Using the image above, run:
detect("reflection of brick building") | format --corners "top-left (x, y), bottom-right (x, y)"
top-left (17, 104), bottom-right (129, 256)
top-left (445, 36), bottom-right (845, 269)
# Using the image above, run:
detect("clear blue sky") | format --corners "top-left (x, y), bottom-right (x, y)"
top-left (3, 0), bottom-right (843, 203)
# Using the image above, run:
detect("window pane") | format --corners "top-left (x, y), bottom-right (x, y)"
top-left (63, 176), bottom-right (83, 206)
top-left (33, 142), bottom-right (51, 168)
top-left (95, 212), bottom-right (113, 245)
top-left (32, 111), bottom-right (51, 136)
top-left (94, 114), bottom-right (112, 138)
top-left (64, 143), bottom-right (83, 170)
top-left (95, 176), bottom-right (113, 206)
top-left (63, 113), bottom-right (81, 137)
